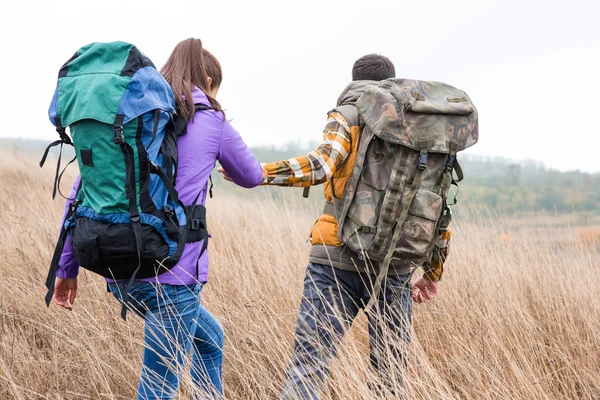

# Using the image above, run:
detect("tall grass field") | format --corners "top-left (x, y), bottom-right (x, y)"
top-left (0, 153), bottom-right (599, 399)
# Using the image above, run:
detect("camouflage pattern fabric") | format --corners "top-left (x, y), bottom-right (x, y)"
top-left (332, 79), bottom-right (478, 299)
top-left (357, 78), bottom-right (478, 153)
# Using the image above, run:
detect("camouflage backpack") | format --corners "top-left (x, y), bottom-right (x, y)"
top-left (329, 79), bottom-right (478, 309)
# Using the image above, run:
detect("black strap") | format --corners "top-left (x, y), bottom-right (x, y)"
top-left (151, 163), bottom-right (180, 205)
top-left (114, 117), bottom-right (142, 320)
top-left (54, 117), bottom-right (73, 145)
top-left (174, 103), bottom-right (212, 137)
top-left (151, 162), bottom-right (195, 245)
top-left (40, 140), bottom-right (76, 200)
top-left (113, 114), bottom-right (125, 144)
top-left (41, 118), bottom-right (75, 199)
top-left (189, 204), bottom-right (209, 280)
top-left (56, 156), bottom-right (78, 200)
top-left (199, 234), bottom-right (208, 259)
top-left (195, 104), bottom-right (211, 112)
top-left (164, 154), bottom-right (174, 182)
top-left (147, 109), bottom-right (161, 150)
top-left (303, 187), bottom-right (310, 198)
top-left (45, 198), bottom-right (79, 306)
top-left (187, 188), bottom-right (205, 235)
top-left (208, 175), bottom-right (214, 199)
top-left (173, 113), bottom-right (188, 137)
top-left (39, 140), bottom-right (63, 168)
top-left (121, 216), bottom-right (142, 320)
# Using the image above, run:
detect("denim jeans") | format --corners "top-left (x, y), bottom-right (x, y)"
top-left (108, 281), bottom-right (224, 399)
top-left (281, 263), bottom-right (413, 400)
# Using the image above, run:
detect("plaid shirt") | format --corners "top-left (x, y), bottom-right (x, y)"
top-left (261, 112), bottom-right (351, 186)
top-left (423, 227), bottom-right (451, 281)
top-left (261, 111), bottom-right (450, 280)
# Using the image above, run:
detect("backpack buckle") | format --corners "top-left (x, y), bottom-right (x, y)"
top-left (418, 140), bottom-right (430, 170)
top-left (69, 199), bottom-right (80, 213)
top-left (113, 126), bottom-right (124, 145)
top-left (418, 153), bottom-right (428, 170)
top-left (444, 154), bottom-right (456, 172)
top-left (130, 212), bottom-right (140, 223)
top-left (57, 130), bottom-right (72, 145)
top-left (190, 219), bottom-right (200, 230)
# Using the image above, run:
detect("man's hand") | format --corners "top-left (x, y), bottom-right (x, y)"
top-left (53, 277), bottom-right (78, 310)
top-left (412, 276), bottom-right (438, 303)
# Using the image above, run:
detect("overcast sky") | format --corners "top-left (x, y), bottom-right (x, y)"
top-left (1, 0), bottom-right (598, 172)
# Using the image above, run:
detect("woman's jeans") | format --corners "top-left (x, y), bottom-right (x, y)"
top-left (108, 281), bottom-right (224, 400)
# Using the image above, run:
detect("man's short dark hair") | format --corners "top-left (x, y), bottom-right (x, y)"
top-left (352, 54), bottom-right (395, 81)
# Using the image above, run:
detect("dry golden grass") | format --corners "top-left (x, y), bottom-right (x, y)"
top-left (577, 229), bottom-right (600, 251)
top-left (0, 152), bottom-right (599, 399)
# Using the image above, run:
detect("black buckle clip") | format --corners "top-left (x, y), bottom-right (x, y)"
top-left (130, 212), bottom-right (140, 223)
top-left (190, 219), bottom-right (200, 230)
top-left (164, 205), bottom-right (173, 215)
top-left (418, 153), bottom-right (428, 170)
top-left (69, 199), bottom-right (80, 213)
top-left (57, 128), bottom-right (72, 145)
top-left (113, 126), bottom-right (124, 145)
top-left (444, 155), bottom-right (456, 172)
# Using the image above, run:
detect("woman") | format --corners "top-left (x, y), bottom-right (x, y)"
top-left (52, 39), bottom-right (264, 399)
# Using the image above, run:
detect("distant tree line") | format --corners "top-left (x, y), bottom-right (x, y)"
top-left (251, 144), bottom-right (600, 215)
top-left (4, 139), bottom-right (598, 214)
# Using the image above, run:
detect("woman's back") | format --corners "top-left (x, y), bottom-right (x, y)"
top-left (52, 38), bottom-right (260, 399)
top-left (153, 87), bottom-right (262, 285)
top-left (176, 88), bottom-right (262, 207)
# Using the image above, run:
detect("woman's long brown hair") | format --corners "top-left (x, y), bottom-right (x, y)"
top-left (160, 38), bottom-right (223, 121)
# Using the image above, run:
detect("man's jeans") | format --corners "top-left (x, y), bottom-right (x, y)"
top-left (281, 263), bottom-right (413, 400)
top-left (108, 281), bottom-right (224, 400)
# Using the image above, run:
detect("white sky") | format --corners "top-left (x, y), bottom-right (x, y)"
top-left (1, 0), bottom-right (598, 172)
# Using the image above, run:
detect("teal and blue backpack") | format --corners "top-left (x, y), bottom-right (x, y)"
top-left (42, 42), bottom-right (209, 318)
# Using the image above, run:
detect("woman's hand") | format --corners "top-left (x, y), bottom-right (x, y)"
top-left (53, 277), bottom-right (78, 310)
top-left (412, 276), bottom-right (438, 303)
top-left (217, 166), bottom-right (233, 182)
top-left (217, 166), bottom-right (268, 183)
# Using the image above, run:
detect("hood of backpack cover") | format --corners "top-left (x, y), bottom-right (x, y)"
top-left (336, 80), bottom-right (379, 106)
top-left (48, 41), bottom-right (175, 127)
top-left (356, 78), bottom-right (479, 153)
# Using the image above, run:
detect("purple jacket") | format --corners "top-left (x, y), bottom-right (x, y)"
top-left (57, 88), bottom-right (263, 284)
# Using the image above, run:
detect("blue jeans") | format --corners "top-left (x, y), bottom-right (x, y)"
top-left (108, 281), bottom-right (224, 399)
top-left (281, 263), bottom-right (413, 400)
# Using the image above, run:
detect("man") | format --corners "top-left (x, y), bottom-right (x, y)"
top-left (222, 54), bottom-right (451, 399)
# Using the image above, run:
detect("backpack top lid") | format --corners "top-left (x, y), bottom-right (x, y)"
top-left (356, 78), bottom-right (479, 154)
top-left (48, 41), bottom-right (175, 128)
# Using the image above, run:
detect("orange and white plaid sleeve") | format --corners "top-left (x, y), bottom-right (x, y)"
top-left (423, 226), bottom-right (452, 281)
top-left (261, 112), bottom-right (351, 187)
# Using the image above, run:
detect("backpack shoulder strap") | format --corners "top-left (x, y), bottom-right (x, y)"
top-left (173, 103), bottom-right (212, 137)
top-left (330, 104), bottom-right (359, 131)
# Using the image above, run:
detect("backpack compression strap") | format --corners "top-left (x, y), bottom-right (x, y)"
top-left (112, 114), bottom-right (145, 320)
top-left (40, 117), bottom-right (76, 200)
top-left (364, 141), bottom-right (431, 313)
top-left (44, 183), bottom-right (81, 306)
